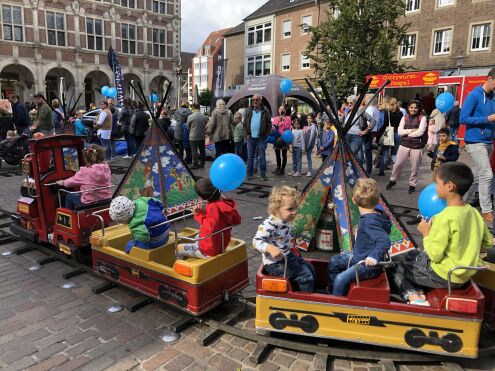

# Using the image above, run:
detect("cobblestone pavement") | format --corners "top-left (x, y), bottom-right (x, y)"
top-left (0, 147), bottom-right (494, 371)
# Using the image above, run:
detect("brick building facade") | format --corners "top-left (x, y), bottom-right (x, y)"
top-left (0, 0), bottom-right (181, 108)
top-left (398, 0), bottom-right (494, 76)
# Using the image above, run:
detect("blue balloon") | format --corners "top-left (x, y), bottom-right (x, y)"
top-left (280, 79), bottom-right (293, 95)
top-left (101, 86), bottom-right (110, 96)
top-left (435, 92), bottom-right (455, 113)
top-left (209, 154), bottom-right (246, 192)
top-left (418, 183), bottom-right (447, 219)
top-left (281, 130), bottom-right (294, 144)
top-left (107, 87), bottom-right (117, 99)
top-left (150, 93), bottom-right (158, 103)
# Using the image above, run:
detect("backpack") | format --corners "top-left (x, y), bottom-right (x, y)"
top-left (266, 124), bottom-right (279, 144)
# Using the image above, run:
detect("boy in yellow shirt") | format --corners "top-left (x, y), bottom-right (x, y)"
top-left (389, 162), bottom-right (491, 306)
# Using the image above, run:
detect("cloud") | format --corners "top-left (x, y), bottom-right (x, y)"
top-left (181, 0), bottom-right (267, 52)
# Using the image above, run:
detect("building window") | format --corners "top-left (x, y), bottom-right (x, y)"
top-left (194, 63), bottom-right (200, 70)
top-left (201, 62), bottom-right (207, 69)
top-left (471, 23), bottom-right (491, 51)
top-left (281, 54), bottom-right (290, 71)
top-left (300, 53), bottom-right (310, 69)
top-left (86, 18), bottom-right (103, 50)
top-left (247, 23), bottom-right (271, 46)
top-left (247, 54), bottom-right (271, 77)
top-left (433, 28), bottom-right (452, 55)
top-left (120, 0), bottom-right (135, 8)
top-left (405, 0), bottom-right (420, 12)
top-left (121, 23), bottom-right (136, 54)
top-left (400, 34), bottom-right (416, 58)
top-left (46, 11), bottom-right (65, 46)
top-left (152, 0), bottom-right (173, 14)
top-left (2, 5), bottom-right (23, 42)
top-left (437, 0), bottom-right (454, 6)
top-left (152, 28), bottom-right (166, 57)
top-left (301, 15), bottom-right (312, 34)
top-left (282, 20), bottom-right (291, 38)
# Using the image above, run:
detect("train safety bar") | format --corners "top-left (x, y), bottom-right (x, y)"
top-left (43, 184), bottom-right (114, 208)
top-left (354, 253), bottom-right (392, 287)
top-left (447, 265), bottom-right (488, 295)
top-left (22, 153), bottom-right (36, 198)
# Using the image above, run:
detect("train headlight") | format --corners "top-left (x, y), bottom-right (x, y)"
top-left (173, 261), bottom-right (193, 277)
top-left (261, 278), bottom-right (288, 293)
top-left (90, 235), bottom-right (104, 247)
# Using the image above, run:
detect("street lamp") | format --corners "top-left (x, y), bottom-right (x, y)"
top-left (176, 66), bottom-right (182, 107)
top-left (453, 55), bottom-right (465, 75)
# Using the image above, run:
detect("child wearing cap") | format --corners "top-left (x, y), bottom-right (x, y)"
top-left (176, 177), bottom-right (242, 259)
top-left (109, 196), bottom-right (170, 253)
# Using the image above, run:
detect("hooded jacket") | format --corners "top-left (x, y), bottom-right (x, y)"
top-left (460, 85), bottom-right (495, 144)
top-left (62, 163), bottom-right (112, 204)
top-left (174, 107), bottom-right (192, 141)
top-left (208, 107), bottom-right (234, 142)
top-left (194, 198), bottom-right (242, 257)
top-left (351, 209), bottom-right (392, 264)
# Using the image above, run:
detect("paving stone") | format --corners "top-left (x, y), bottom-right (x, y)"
top-left (175, 339), bottom-right (211, 360)
top-left (78, 307), bottom-right (99, 320)
top-left (85, 339), bottom-right (122, 359)
top-left (312, 354), bottom-right (328, 370)
top-left (296, 351), bottom-right (314, 361)
top-left (65, 329), bottom-right (98, 346)
top-left (0, 321), bottom-right (26, 337)
top-left (129, 340), bottom-right (166, 362)
top-left (28, 354), bottom-right (68, 371)
top-left (290, 360), bottom-right (313, 371)
top-left (210, 338), bottom-right (233, 354)
top-left (33, 342), bottom-right (67, 362)
top-left (46, 317), bottom-right (80, 332)
top-left (93, 315), bottom-right (122, 331)
top-left (257, 361), bottom-right (280, 371)
top-left (1, 343), bottom-right (38, 364)
top-left (65, 337), bottom-right (101, 358)
top-left (183, 361), bottom-right (209, 371)
top-left (7, 356), bottom-right (38, 371)
top-left (78, 313), bottom-right (109, 330)
top-left (206, 353), bottom-right (241, 371)
top-left (141, 348), bottom-right (179, 371)
top-left (18, 328), bottom-right (50, 343)
top-left (13, 300), bottom-right (43, 313)
top-left (230, 336), bottom-right (250, 348)
top-left (228, 347), bottom-right (249, 362)
top-left (51, 356), bottom-right (91, 371)
top-left (34, 326), bottom-right (80, 348)
top-left (104, 357), bottom-right (139, 371)
top-left (272, 354), bottom-right (297, 369)
top-left (334, 359), bottom-right (352, 369)
top-left (77, 355), bottom-right (115, 371)
top-left (98, 322), bottom-right (137, 341)
top-left (107, 333), bottom-right (155, 360)
top-left (162, 354), bottom-right (194, 371)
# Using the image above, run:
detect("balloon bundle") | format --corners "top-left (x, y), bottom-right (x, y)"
top-left (418, 183), bottom-right (446, 219)
top-left (100, 86), bottom-right (118, 99)
top-left (435, 92), bottom-right (455, 113)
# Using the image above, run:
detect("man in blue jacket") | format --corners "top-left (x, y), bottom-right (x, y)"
top-left (460, 67), bottom-right (495, 224)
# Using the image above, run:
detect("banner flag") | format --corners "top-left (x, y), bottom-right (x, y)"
top-left (107, 47), bottom-right (125, 106)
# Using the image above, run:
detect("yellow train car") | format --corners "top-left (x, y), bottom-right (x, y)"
top-left (90, 224), bottom-right (249, 315)
top-left (474, 260), bottom-right (495, 328)
top-left (256, 259), bottom-right (485, 358)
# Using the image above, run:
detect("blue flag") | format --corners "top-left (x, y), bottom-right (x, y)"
top-left (107, 47), bottom-right (125, 106)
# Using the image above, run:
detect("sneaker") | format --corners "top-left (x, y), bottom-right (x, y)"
top-left (293, 172), bottom-right (301, 177)
top-left (306, 171), bottom-right (312, 177)
top-left (123, 155), bottom-right (131, 159)
top-left (272, 168), bottom-right (281, 174)
top-left (260, 176), bottom-right (267, 181)
top-left (385, 181), bottom-right (396, 190)
top-left (287, 171), bottom-right (295, 176)
top-left (408, 186), bottom-right (416, 194)
top-left (483, 212), bottom-right (494, 225)
top-left (408, 299), bottom-right (430, 307)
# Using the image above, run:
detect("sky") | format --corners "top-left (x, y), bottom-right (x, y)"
top-left (181, 0), bottom-right (267, 53)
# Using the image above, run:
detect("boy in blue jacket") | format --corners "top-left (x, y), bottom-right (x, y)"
top-left (327, 178), bottom-right (391, 296)
top-left (317, 119), bottom-right (335, 162)
top-left (460, 68), bottom-right (495, 223)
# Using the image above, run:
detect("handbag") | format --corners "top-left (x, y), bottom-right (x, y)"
top-left (379, 111), bottom-right (395, 147)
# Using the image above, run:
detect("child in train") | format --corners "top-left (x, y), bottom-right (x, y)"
top-left (327, 178), bottom-right (392, 296)
top-left (176, 177), bottom-right (242, 259)
top-left (0, 130), bottom-right (17, 150)
top-left (388, 162), bottom-right (492, 306)
top-left (56, 144), bottom-right (112, 209)
top-left (253, 186), bottom-right (315, 292)
top-left (109, 196), bottom-right (170, 253)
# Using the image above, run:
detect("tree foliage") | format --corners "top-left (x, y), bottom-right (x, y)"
top-left (198, 89), bottom-right (213, 108)
top-left (306, 0), bottom-right (409, 97)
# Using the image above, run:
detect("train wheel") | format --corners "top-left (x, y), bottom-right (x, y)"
top-left (299, 315), bottom-right (319, 333)
top-left (404, 328), bottom-right (427, 349)
top-left (441, 333), bottom-right (463, 353)
top-left (269, 312), bottom-right (287, 330)
top-left (158, 286), bottom-right (172, 300)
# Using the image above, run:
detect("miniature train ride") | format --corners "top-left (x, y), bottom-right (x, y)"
top-left (7, 126), bottom-right (495, 358)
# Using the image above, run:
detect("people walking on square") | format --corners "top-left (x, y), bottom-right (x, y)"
top-left (386, 100), bottom-right (427, 194)
top-left (30, 93), bottom-right (55, 136)
top-left (318, 119), bottom-right (335, 162)
top-left (364, 95), bottom-right (380, 175)
top-left (9, 95), bottom-right (29, 135)
top-left (51, 99), bottom-right (65, 134)
top-left (94, 100), bottom-right (113, 160)
top-left (208, 99), bottom-right (234, 158)
top-left (272, 106), bottom-right (292, 175)
top-left (445, 101), bottom-right (460, 141)
top-left (377, 98), bottom-right (402, 176)
top-left (288, 117), bottom-right (304, 177)
top-left (120, 98), bottom-right (135, 158)
top-left (243, 94), bottom-right (271, 181)
top-left (188, 103), bottom-right (208, 169)
top-left (233, 111), bottom-right (246, 161)
top-left (345, 96), bottom-right (376, 166)
top-left (174, 101), bottom-right (192, 161)
top-left (460, 67), bottom-right (495, 224)
top-left (74, 110), bottom-right (88, 137)
top-left (304, 113), bottom-right (318, 177)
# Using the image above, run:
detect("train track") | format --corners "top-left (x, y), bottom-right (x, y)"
top-left (1, 207), bottom-right (494, 370)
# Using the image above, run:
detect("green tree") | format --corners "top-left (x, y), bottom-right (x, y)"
top-left (198, 89), bottom-right (212, 109)
top-left (306, 0), bottom-right (409, 97)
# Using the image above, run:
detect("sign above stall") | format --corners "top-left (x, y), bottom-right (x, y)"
top-left (367, 71), bottom-right (440, 89)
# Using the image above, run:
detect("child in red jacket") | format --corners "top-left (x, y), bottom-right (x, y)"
top-left (176, 177), bottom-right (242, 259)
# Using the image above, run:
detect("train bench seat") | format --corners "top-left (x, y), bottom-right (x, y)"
top-left (425, 282), bottom-right (484, 313)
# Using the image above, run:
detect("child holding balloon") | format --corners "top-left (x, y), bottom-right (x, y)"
top-left (388, 162), bottom-right (492, 306)
top-left (176, 178), bottom-right (241, 259)
top-left (288, 117), bottom-right (305, 177)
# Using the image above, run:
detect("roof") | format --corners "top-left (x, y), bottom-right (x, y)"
top-left (244, 0), bottom-right (316, 21)
top-left (203, 28), bottom-right (232, 47)
top-left (224, 22), bottom-right (245, 37)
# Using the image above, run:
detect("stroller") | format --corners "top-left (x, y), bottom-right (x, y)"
top-left (0, 129), bottom-right (31, 167)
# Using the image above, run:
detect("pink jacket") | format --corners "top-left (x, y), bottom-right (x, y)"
top-left (272, 115), bottom-right (292, 135)
top-left (62, 163), bottom-right (112, 204)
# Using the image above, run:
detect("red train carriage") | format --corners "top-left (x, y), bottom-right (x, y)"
top-left (10, 135), bottom-right (112, 259)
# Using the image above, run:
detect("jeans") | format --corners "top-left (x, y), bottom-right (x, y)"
top-left (306, 146), bottom-right (314, 172)
top-left (247, 136), bottom-right (267, 177)
top-left (327, 252), bottom-right (381, 296)
top-left (464, 143), bottom-right (494, 214)
top-left (100, 137), bottom-right (111, 160)
top-left (451, 126), bottom-right (459, 142)
top-left (123, 132), bottom-right (136, 156)
top-left (363, 134), bottom-right (373, 173)
top-left (234, 141), bottom-right (247, 161)
top-left (346, 134), bottom-right (364, 164)
top-left (292, 147), bottom-right (302, 173)
top-left (190, 140), bottom-right (205, 166)
top-left (125, 234), bottom-right (169, 254)
top-left (265, 253), bottom-right (315, 292)
top-left (379, 133), bottom-right (399, 173)
top-left (65, 192), bottom-right (82, 209)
